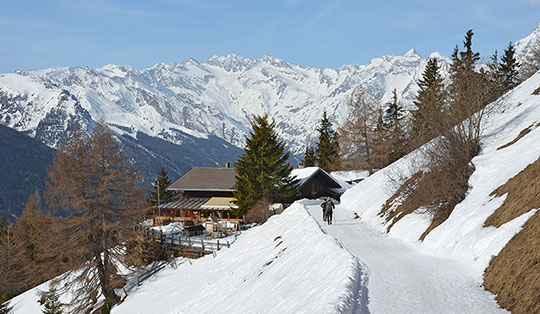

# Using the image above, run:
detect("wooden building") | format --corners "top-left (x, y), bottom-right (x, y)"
top-left (154, 166), bottom-right (241, 224)
top-left (154, 166), bottom-right (345, 224)
top-left (291, 167), bottom-right (344, 200)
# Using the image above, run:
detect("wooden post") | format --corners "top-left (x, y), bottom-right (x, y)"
top-left (217, 240), bottom-right (220, 250)
top-left (201, 239), bottom-right (204, 251)
top-left (227, 241), bottom-right (230, 248)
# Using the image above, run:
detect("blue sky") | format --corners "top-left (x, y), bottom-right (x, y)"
top-left (2, 0), bottom-right (540, 72)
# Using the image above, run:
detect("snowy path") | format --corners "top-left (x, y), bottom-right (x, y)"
top-left (304, 200), bottom-right (507, 314)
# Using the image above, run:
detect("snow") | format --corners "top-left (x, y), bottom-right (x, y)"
top-left (112, 201), bottom-right (361, 314)
top-left (340, 71), bottom-right (540, 278)
top-left (308, 201), bottom-right (507, 314)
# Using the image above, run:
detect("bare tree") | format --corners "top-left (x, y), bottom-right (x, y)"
top-left (338, 89), bottom-right (387, 174)
top-left (46, 121), bottom-right (144, 313)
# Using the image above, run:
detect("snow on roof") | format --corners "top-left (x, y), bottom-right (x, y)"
top-left (290, 167), bottom-right (320, 186)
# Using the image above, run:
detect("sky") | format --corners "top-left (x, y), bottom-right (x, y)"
top-left (1, 0), bottom-right (540, 73)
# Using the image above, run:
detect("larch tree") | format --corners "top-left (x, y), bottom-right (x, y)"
top-left (15, 191), bottom-right (49, 290)
top-left (0, 214), bottom-right (25, 297)
top-left (149, 166), bottom-right (178, 206)
top-left (45, 121), bottom-right (144, 313)
top-left (315, 111), bottom-right (339, 172)
top-left (338, 89), bottom-right (379, 174)
top-left (233, 114), bottom-right (297, 217)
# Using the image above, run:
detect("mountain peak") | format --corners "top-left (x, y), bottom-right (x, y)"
top-left (404, 48), bottom-right (419, 57)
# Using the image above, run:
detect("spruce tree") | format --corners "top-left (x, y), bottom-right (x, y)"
top-left (315, 111), bottom-right (339, 172)
top-left (39, 286), bottom-right (64, 314)
top-left (411, 58), bottom-right (446, 146)
top-left (303, 146), bottom-right (316, 167)
top-left (149, 166), bottom-right (178, 206)
top-left (383, 89), bottom-right (406, 163)
top-left (448, 30), bottom-right (494, 149)
top-left (233, 114), bottom-right (297, 217)
top-left (499, 42), bottom-right (520, 92)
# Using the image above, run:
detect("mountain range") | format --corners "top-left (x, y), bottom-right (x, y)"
top-left (0, 24), bottom-right (539, 215)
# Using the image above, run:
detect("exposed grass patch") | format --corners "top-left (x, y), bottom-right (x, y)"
top-left (483, 156), bottom-right (540, 314)
top-left (380, 172), bottom-right (422, 232)
top-left (485, 157), bottom-right (540, 227)
top-left (496, 124), bottom-right (534, 151)
top-left (532, 86), bottom-right (540, 95)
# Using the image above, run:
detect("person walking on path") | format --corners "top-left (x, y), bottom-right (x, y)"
top-left (325, 198), bottom-right (335, 225)
top-left (321, 198), bottom-right (328, 223)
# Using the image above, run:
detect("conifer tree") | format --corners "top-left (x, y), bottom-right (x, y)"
top-left (39, 286), bottom-right (64, 314)
top-left (303, 146), bottom-right (316, 167)
top-left (383, 89), bottom-right (406, 163)
top-left (499, 42), bottom-right (520, 92)
top-left (46, 122), bottom-right (144, 313)
top-left (0, 214), bottom-right (25, 297)
top-left (315, 111), bottom-right (339, 172)
top-left (233, 114), bottom-right (297, 217)
top-left (149, 166), bottom-right (178, 206)
top-left (338, 90), bottom-right (380, 173)
top-left (15, 191), bottom-right (48, 289)
top-left (448, 29), bottom-right (493, 154)
top-left (411, 58), bottom-right (447, 146)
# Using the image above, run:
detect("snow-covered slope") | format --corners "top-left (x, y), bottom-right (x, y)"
top-left (340, 69), bottom-right (540, 278)
top-left (10, 201), bottom-right (363, 314)
top-left (0, 50), bottom-right (449, 156)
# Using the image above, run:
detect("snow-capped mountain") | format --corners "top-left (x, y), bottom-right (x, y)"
top-left (0, 49), bottom-right (449, 158)
top-left (1, 24), bottom-right (537, 173)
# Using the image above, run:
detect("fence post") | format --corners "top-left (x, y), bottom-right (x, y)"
top-left (201, 239), bottom-right (205, 251)
top-left (227, 241), bottom-right (230, 248)
top-left (217, 240), bottom-right (220, 250)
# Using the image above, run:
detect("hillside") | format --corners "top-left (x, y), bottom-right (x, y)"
top-left (340, 70), bottom-right (540, 313)
top-left (0, 124), bottom-right (54, 218)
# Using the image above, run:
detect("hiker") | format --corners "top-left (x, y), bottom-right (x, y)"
top-left (325, 198), bottom-right (335, 225)
top-left (320, 198), bottom-right (328, 222)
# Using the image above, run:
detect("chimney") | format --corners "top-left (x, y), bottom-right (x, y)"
top-left (225, 162), bottom-right (231, 168)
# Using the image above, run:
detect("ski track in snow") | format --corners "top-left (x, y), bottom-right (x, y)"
top-left (303, 200), bottom-right (507, 314)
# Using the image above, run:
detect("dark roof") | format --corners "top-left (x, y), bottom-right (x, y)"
top-left (157, 197), bottom-right (210, 210)
top-left (157, 197), bottom-right (234, 211)
top-left (168, 167), bottom-right (236, 191)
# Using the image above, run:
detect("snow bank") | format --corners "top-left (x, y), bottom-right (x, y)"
top-left (111, 201), bottom-right (361, 314)
top-left (339, 71), bottom-right (540, 277)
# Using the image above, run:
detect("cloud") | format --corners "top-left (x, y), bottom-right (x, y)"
top-left (296, 1), bottom-right (342, 33)
top-left (528, 0), bottom-right (540, 4)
